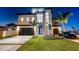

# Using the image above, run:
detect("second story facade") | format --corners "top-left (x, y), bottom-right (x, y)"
top-left (17, 13), bottom-right (37, 26)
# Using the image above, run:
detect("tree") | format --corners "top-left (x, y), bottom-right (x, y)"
top-left (72, 26), bottom-right (76, 32)
top-left (31, 20), bottom-right (38, 37)
top-left (57, 12), bottom-right (72, 32)
top-left (32, 20), bottom-right (37, 27)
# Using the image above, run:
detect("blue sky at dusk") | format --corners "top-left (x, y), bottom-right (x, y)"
top-left (0, 7), bottom-right (79, 31)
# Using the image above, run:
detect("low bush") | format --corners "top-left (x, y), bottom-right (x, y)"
top-left (44, 35), bottom-right (65, 40)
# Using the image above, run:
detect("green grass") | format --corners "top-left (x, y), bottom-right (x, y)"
top-left (17, 36), bottom-right (79, 51)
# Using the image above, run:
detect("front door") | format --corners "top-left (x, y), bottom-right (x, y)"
top-left (38, 27), bottom-right (43, 35)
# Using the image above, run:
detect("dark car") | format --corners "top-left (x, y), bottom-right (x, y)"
top-left (59, 31), bottom-right (77, 39)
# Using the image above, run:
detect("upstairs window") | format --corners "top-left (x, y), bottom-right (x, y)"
top-left (46, 12), bottom-right (49, 24)
top-left (21, 17), bottom-right (24, 22)
top-left (46, 12), bottom-right (49, 18)
top-left (37, 14), bottom-right (43, 23)
top-left (26, 17), bottom-right (29, 22)
top-left (32, 17), bottom-right (35, 22)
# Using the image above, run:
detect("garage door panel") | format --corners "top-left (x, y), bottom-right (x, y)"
top-left (53, 28), bottom-right (59, 35)
top-left (19, 28), bottom-right (34, 35)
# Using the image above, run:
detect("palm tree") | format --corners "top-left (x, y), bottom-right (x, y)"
top-left (72, 26), bottom-right (76, 32)
top-left (57, 12), bottom-right (72, 32)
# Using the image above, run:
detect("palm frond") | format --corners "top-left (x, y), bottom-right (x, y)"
top-left (57, 12), bottom-right (72, 24)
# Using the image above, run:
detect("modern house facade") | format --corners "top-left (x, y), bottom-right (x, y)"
top-left (16, 8), bottom-right (61, 36)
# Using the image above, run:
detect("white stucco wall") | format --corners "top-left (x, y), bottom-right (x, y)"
top-left (2, 31), bottom-right (7, 37)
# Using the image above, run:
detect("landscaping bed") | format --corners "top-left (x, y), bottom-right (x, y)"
top-left (17, 36), bottom-right (79, 51)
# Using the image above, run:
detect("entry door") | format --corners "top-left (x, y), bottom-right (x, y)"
top-left (38, 27), bottom-right (43, 35)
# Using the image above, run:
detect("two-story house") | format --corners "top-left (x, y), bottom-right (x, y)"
top-left (16, 8), bottom-right (61, 36)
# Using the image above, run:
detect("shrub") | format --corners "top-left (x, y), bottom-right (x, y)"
top-left (44, 35), bottom-right (65, 40)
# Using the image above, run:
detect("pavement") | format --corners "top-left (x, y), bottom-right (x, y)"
top-left (69, 39), bottom-right (79, 43)
top-left (0, 36), bottom-right (32, 51)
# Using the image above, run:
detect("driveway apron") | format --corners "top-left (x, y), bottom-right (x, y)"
top-left (0, 36), bottom-right (32, 51)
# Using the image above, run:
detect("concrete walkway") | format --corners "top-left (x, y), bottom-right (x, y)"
top-left (0, 36), bottom-right (32, 51)
top-left (70, 39), bottom-right (79, 43)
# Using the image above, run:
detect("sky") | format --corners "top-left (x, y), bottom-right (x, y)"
top-left (0, 7), bottom-right (79, 31)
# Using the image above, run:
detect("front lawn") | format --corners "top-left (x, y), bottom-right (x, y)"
top-left (17, 36), bottom-right (79, 51)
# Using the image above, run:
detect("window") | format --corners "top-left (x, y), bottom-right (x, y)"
top-left (21, 17), bottom-right (24, 21)
top-left (46, 12), bottom-right (49, 18)
top-left (46, 12), bottom-right (49, 23)
top-left (37, 14), bottom-right (43, 23)
top-left (32, 17), bottom-right (35, 22)
top-left (26, 17), bottom-right (29, 22)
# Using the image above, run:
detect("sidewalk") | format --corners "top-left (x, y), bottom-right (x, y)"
top-left (70, 39), bottom-right (79, 43)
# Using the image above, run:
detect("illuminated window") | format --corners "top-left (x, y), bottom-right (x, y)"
top-left (32, 17), bottom-right (35, 22)
top-left (46, 12), bottom-right (49, 23)
top-left (21, 17), bottom-right (24, 21)
top-left (46, 12), bottom-right (49, 18)
top-left (26, 17), bottom-right (29, 22)
top-left (37, 14), bottom-right (43, 23)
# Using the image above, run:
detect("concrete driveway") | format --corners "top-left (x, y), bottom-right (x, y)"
top-left (0, 36), bottom-right (32, 51)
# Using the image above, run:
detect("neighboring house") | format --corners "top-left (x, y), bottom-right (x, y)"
top-left (0, 23), bottom-right (17, 38)
top-left (6, 23), bottom-right (17, 31)
top-left (6, 23), bottom-right (17, 37)
top-left (16, 8), bottom-right (61, 36)
top-left (0, 26), bottom-right (7, 38)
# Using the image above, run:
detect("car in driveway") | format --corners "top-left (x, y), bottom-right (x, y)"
top-left (59, 31), bottom-right (77, 39)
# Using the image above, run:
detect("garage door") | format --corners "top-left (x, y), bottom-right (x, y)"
top-left (53, 28), bottom-right (59, 35)
top-left (19, 28), bottom-right (34, 35)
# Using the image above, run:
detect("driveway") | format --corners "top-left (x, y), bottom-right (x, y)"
top-left (0, 36), bottom-right (32, 51)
